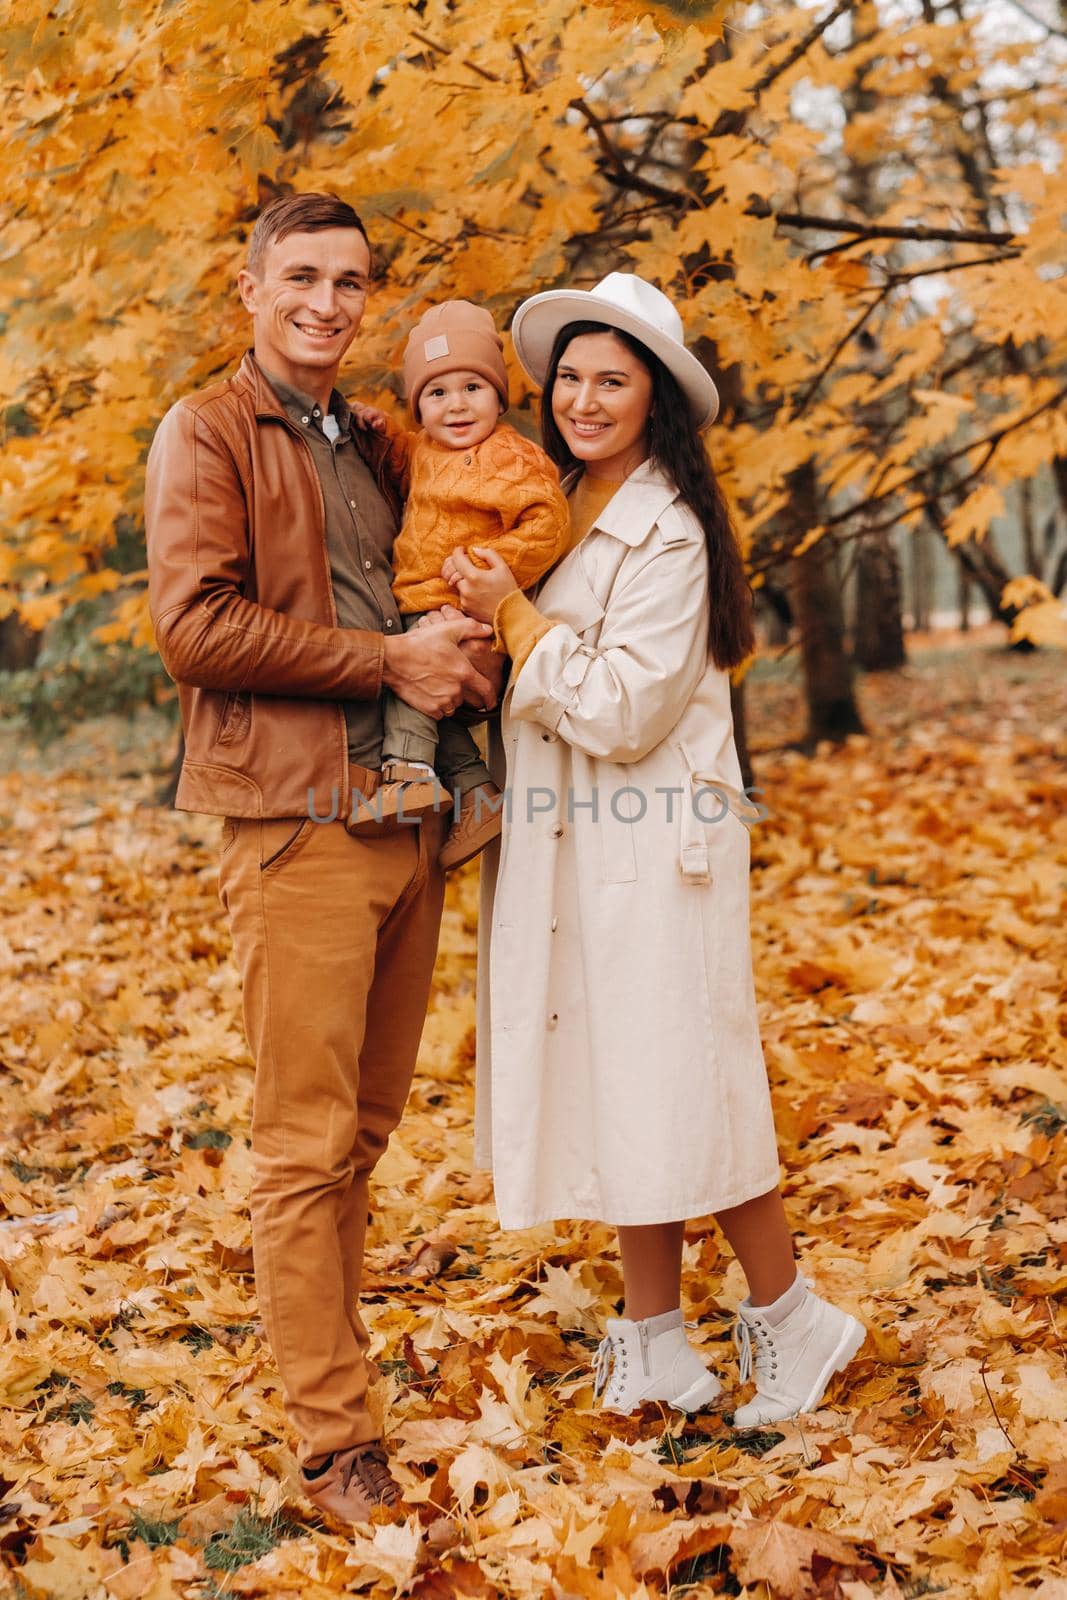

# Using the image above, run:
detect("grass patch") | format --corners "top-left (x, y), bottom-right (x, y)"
top-left (9, 1157), bottom-right (46, 1182)
top-left (655, 1429), bottom-right (709, 1466)
top-left (179, 1325), bottom-right (215, 1354)
top-left (718, 1427), bottom-right (786, 1458)
top-left (107, 1379), bottom-right (149, 1408)
top-left (1021, 1099), bottom-right (1067, 1137)
top-left (203, 1506), bottom-right (302, 1573)
top-left (129, 1510), bottom-right (181, 1549)
top-left (64, 1393), bottom-right (95, 1425)
top-left (669, 1545), bottom-right (738, 1594)
top-left (183, 1127), bottom-right (233, 1151)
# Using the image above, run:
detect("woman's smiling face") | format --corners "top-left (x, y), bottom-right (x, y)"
top-left (551, 331), bottom-right (653, 480)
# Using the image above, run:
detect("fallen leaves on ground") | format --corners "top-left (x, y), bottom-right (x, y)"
top-left (0, 639), bottom-right (1064, 1598)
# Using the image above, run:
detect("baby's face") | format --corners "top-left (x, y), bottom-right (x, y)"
top-left (418, 369), bottom-right (502, 449)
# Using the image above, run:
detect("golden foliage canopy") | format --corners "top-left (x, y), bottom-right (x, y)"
top-left (1, 0), bottom-right (1065, 643)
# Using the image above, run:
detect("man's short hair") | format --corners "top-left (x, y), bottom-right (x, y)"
top-left (246, 193), bottom-right (369, 274)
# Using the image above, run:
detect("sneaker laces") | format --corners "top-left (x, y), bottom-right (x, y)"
top-left (592, 1333), bottom-right (628, 1404)
top-left (592, 1335), bottom-right (613, 1398)
top-left (735, 1315), bottom-right (777, 1388)
top-left (341, 1445), bottom-right (400, 1506)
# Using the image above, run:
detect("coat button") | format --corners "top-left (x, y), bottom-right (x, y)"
top-left (547, 1013), bottom-right (559, 1029)
top-left (549, 824), bottom-right (564, 839)
top-left (541, 732), bottom-right (557, 742)
top-left (364, 560), bottom-right (372, 569)
top-left (464, 454), bottom-right (472, 465)
top-left (551, 916), bottom-right (559, 932)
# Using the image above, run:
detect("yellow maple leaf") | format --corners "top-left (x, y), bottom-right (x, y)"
top-left (942, 483), bottom-right (1005, 548)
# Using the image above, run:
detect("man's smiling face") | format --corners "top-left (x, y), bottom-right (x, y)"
top-left (238, 227), bottom-right (370, 394)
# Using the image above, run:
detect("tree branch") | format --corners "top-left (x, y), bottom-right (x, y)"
top-left (569, 97), bottom-right (691, 207)
top-left (462, 57), bottom-right (500, 84)
top-left (1002, 0), bottom-right (1067, 37)
top-left (707, 1), bottom-right (854, 142)
top-left (790, 289), bottom-right (889, 419)
top-left (410, 29), bottom-right (449, 56)
top-left (753, 0), bottom-right (854, 98)
top-left (816, 385), bottom-right (1067, 532)
top-left (511, 42), bottom-right (533, 91)
top-left (748, 382), bottom-right (1067, 575)
top-left (752, 203), bottom-right (1016, 250)
top-left (885, 250), bottom-right (1022, 284)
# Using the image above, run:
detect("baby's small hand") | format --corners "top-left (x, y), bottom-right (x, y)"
top-left (351, 401), bottom-right (390, 434)
top-left (443, 547), bottom-right (519, 625)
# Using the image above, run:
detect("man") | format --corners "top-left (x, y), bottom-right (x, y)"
top-left (145, 192), bottom-right (502, 1522)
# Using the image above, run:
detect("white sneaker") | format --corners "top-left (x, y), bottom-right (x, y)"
top-left (731, 1277), bottom-right (866, 1428)
top-left (592, 1313), bottom-right (722, 1414)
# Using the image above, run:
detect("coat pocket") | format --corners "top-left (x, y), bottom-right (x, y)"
top-left (219, 816), bottom-right (242, 858)
top-left (215, 691), bottom-right (251, 746)
top-left (259, 818), bottom-right (315, 874)
top-left (598, 762), bottom-right (638, 884)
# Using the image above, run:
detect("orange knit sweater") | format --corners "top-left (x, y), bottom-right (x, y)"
top-left (386, 422), bottom-right (570, 614)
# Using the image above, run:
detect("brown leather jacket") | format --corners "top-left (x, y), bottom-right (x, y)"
top-left (145, 353), bottom-right (403, 819)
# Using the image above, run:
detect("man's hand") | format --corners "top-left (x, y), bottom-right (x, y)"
top-left (417, 605), bottom-right (505, 710)
top-left (382, 615), bottom-right (495, 718)
top-left (441, 546), bottom-right (520, 625)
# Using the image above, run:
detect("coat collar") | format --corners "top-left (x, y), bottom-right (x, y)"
top-left (233, 350), bottom-right (290, 421)
top-left (562, 459), bottom-right (680, 546)
top-left (232, 350), bottom-right (400, 514)
top-left (234, 350), bottom-right (353, 433)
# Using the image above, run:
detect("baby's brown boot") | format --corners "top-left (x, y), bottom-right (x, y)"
top-left (439, 782), bottom-right (503, 870)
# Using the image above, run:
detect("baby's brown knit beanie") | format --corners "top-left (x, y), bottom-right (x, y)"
top-left (403, 301), bottom-right (509, 419)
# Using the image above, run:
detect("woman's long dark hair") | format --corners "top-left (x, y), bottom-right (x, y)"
top-left (540, 319), bottom-right (755, 671)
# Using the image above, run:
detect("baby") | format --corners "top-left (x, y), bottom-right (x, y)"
top-left (362, 300), bottom-right (570, 870)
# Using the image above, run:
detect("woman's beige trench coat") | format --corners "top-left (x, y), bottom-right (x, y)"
top-left (475, 461), bottom-right (781, 1229)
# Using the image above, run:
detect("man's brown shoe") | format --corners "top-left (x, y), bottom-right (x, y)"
top-left (439, 782), bottom-right (504, 870)
top-left (301, 1443), bottom-right (401, 1524)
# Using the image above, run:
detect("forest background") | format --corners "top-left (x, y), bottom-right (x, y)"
top-left (0, 1), bottom-right (1065, 1597)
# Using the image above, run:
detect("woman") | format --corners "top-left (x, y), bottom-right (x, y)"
top-left (444, 273), bottom-right (865, 1425)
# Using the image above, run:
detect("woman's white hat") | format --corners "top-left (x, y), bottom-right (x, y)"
top-left (510, 271), bottom-right (719, 429)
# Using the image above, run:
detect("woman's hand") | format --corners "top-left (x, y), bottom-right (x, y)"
top-left (441, 546), bottom-right (519, 624)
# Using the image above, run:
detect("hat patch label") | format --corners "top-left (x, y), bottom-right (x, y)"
top-left (424, 334), bottom-right (450, 360)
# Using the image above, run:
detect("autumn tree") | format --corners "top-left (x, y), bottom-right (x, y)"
top-left (1, 0), bottom-right (1064, 745)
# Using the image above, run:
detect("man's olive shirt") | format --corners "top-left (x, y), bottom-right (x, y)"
top-left (259, 360), bottom-right (402, 769)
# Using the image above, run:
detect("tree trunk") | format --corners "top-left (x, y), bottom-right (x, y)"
top-left (1020, 478), bottom-right (1040, 578)
top-left (930, 0), bottom-right (1067, 537)
top-left (730, 676), bottom-right (753, 793)
top-left (910, 525), bottom-right (932, 632)
top-left (925, 502), bottom-right (1034, 648)
top-left (756, 579), bottom-right (792, 647)
top-left (1050, 544), bottom-right (1067, 601)
top-left (853, 529), bottom-right (907, 670)
top-left (842, 4), bottom-right (906, 671)
top-left (957, 561), bottom-right (972, 632)
top-left (0, 616), bottom-right (42, 672)
top-left (787, 465), bottom-right (865, 747)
